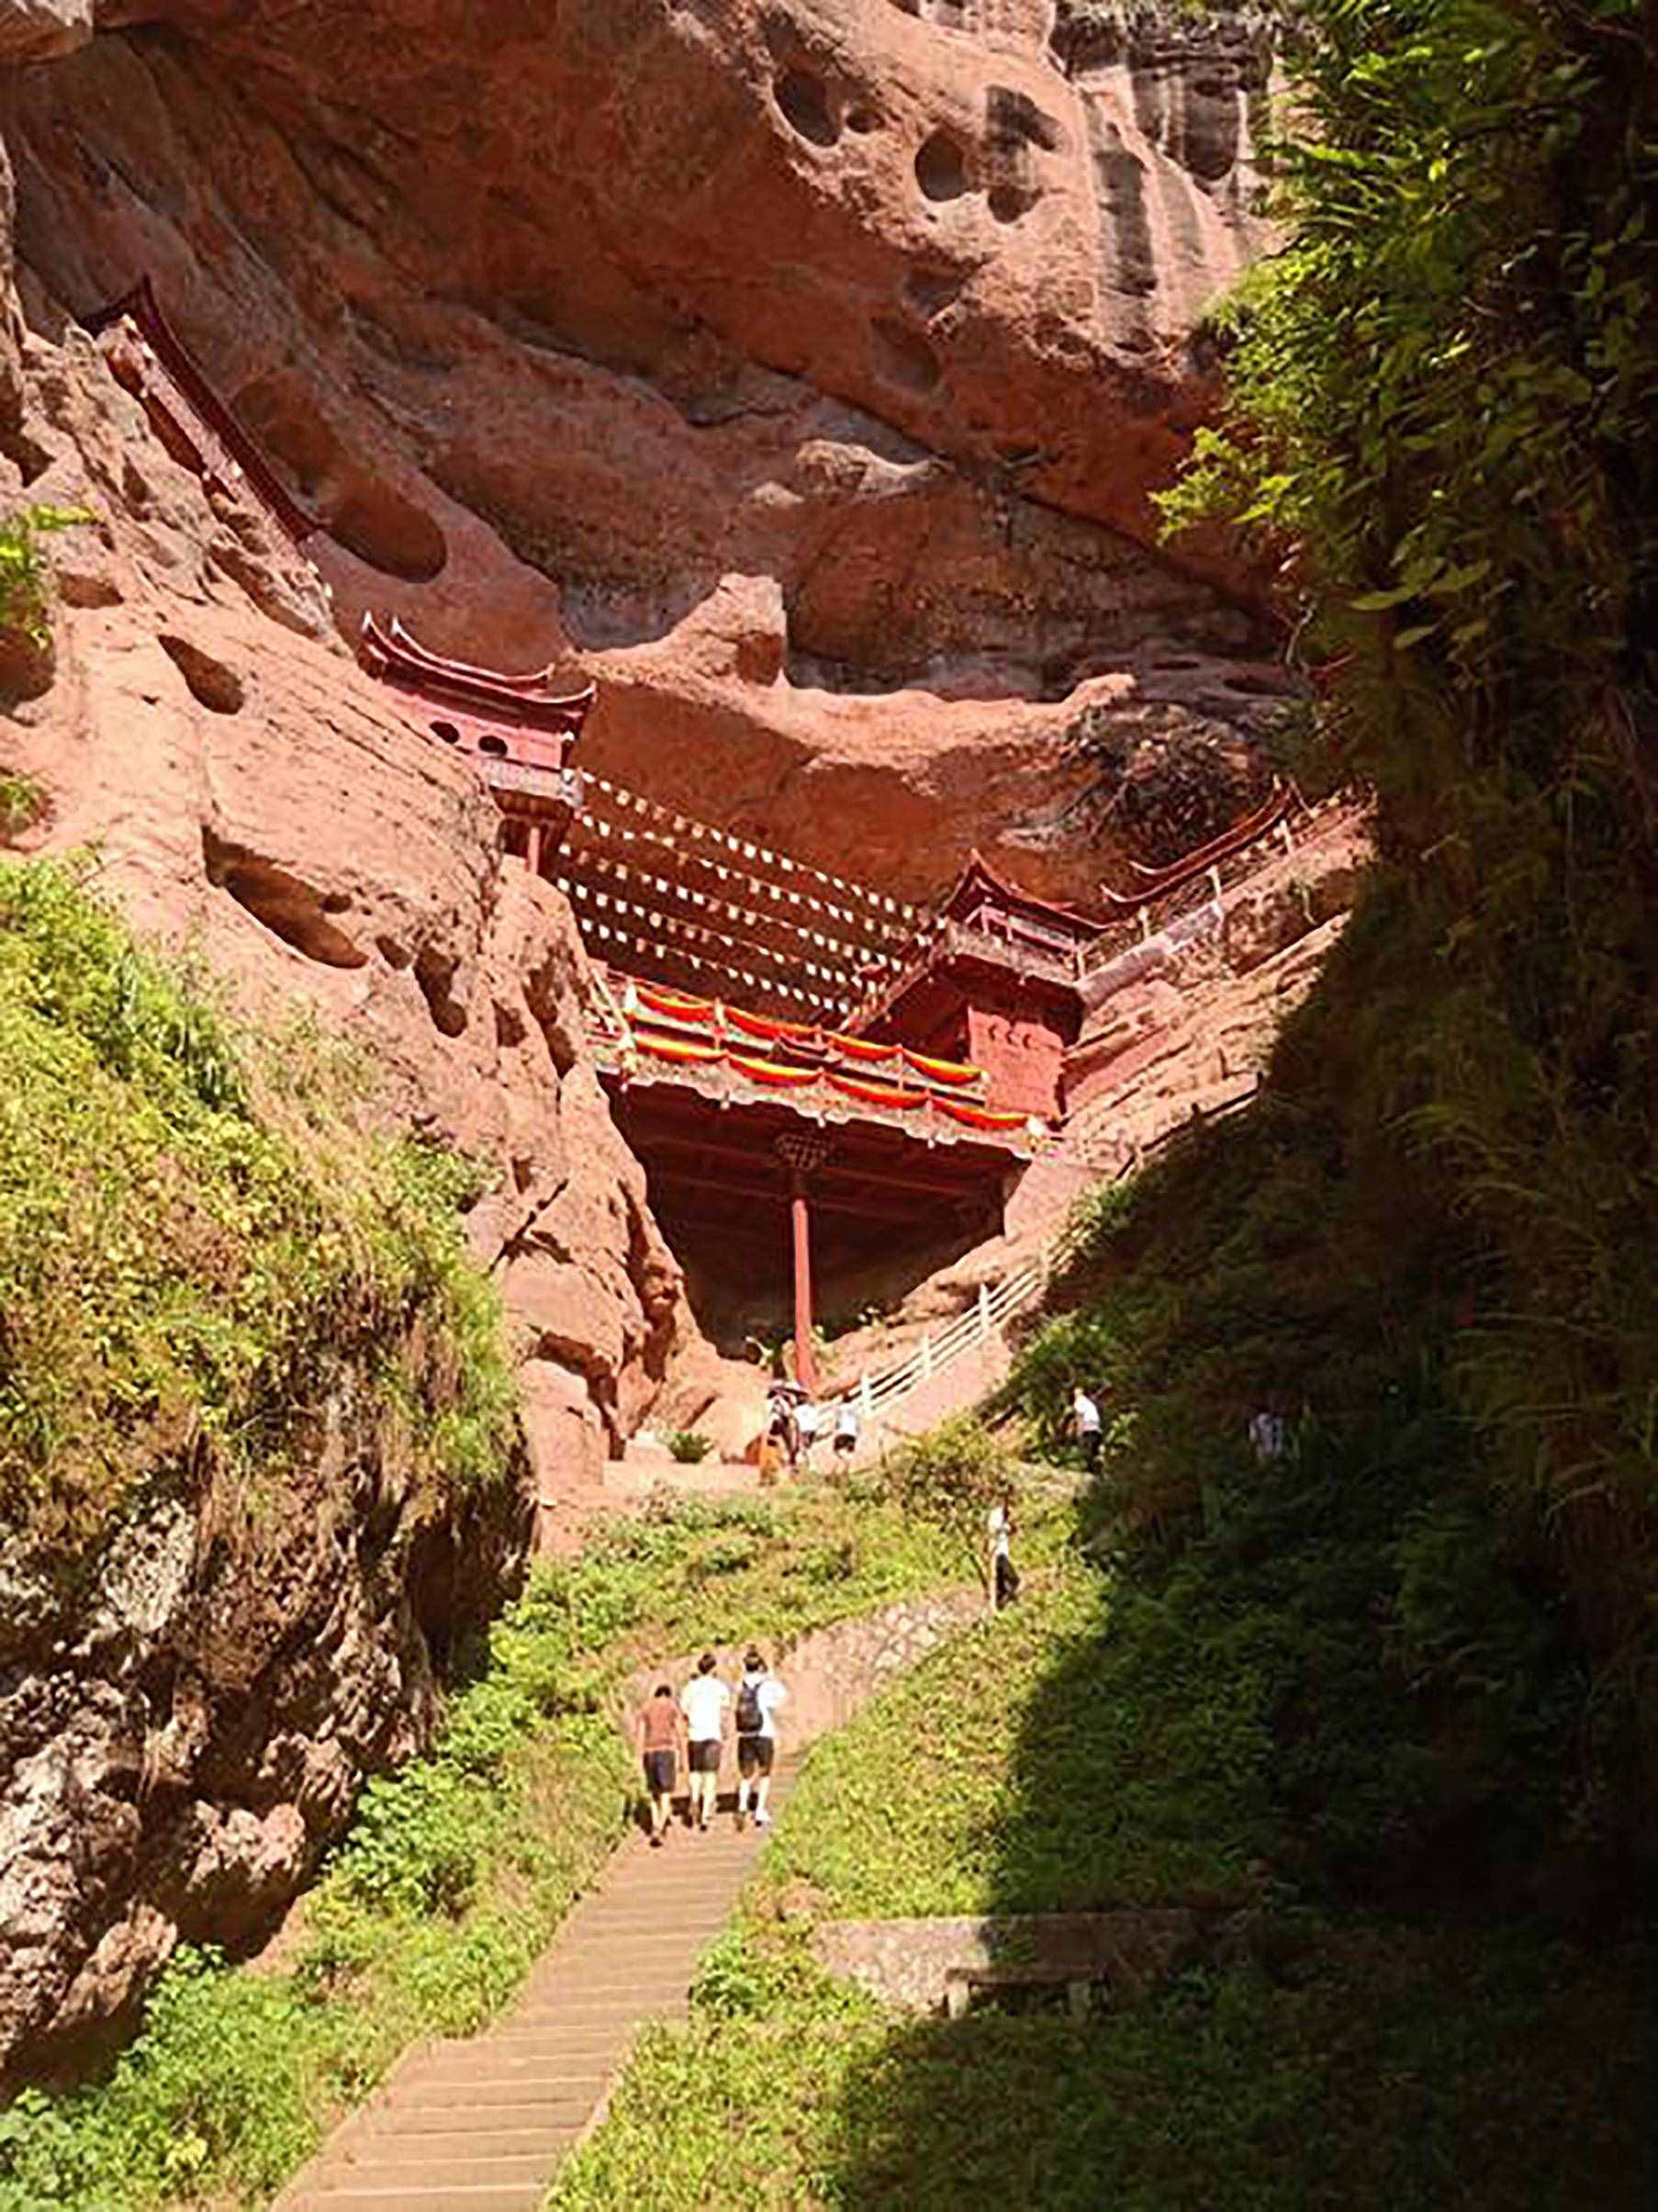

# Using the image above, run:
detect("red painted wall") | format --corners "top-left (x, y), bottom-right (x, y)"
top-left (967, 1002), bottom-right (1068, 1118)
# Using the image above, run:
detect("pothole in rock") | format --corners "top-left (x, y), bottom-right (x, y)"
top-left (327, 476), bottom-right (447, 584)
top-left (906, 264), bottom-right (965, 316)
top-left (871, 317), bottom-right (943, 395)
top-left (775, 68), bottom-right (839, 147)
top-left (914, 130), bottom-right (969, 202)
top-left (160, 635), bottom-right (245, 714)
top-left (201, 827), bottom-right (368, 969)
top-left (988, 183), bottom-right (1039, 225)
top-left (415, 946), bottom-right (469, 1039)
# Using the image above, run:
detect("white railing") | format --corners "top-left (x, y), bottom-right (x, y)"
top-left (835, 1082), bottom-right (1264, 1434)
top-left (839, 1207), bottom-right (1092, 1426)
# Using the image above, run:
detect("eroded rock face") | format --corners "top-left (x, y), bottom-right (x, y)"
top-left (0, 124), bottom-right (709, 2068)
top-left (0, 313), bottom-right (698, 1491)
top-left (0, 0), bottom-right (1284, 908)
top-left (0, 1375), bottom-right (529, 2082)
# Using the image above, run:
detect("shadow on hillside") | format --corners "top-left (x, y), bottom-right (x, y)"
top-left (808, 1562), bottom-right (1653, 2211)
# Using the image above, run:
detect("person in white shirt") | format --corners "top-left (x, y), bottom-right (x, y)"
top-left (732, 1647), bottom-right (788, 1831)
top-left (988, 1499), bottom-right (1019, 1611)
top-left (833, 1400), bottom-right (860, 1464)
top-left (1072, 1384), bottom-right (1103, 1471)
top-left (795, 1397), bottom-right (821, 1470)
top-left (678, 1652), bottom-right (731, 1834)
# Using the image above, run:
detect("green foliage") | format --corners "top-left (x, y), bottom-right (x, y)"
top-left (555, 1517), bottom-right (1652, 2209)
top-left (0, 772), bottom-right (44, 840)
top-left (884, 1414), bottom-right (1012, 1592)
top-left (666, 1428), bottom-right (714, 1464)
top-left (0, 1488), bottom-right (969, 2208)
top-left (770, 1564), bottom-right (1269, 1917)
top-left (1159, 0), bottom-right (1658, 1788)
top-left (0, 859), bottom-right (516, 1554)
top-left (0, 504), bottom-right (93, 646)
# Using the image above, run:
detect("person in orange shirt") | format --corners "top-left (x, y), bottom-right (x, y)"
top-left (637, 1682), bottom-right (686, 1847)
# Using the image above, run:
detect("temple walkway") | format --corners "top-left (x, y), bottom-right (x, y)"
top-left (281, 1772), bottom-right (793, 2212)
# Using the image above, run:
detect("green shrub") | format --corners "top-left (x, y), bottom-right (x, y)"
top-left (0, 504), bottom-right (93, 645)
top-left (667, 1428), bottom-right (713, 1463)
top-left (0, 772), bottom-right (44, 840)
top-left (0, 859), bottom-right (516, 1555)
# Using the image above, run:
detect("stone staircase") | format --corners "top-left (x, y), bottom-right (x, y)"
top-left (280, 1774), bottom-right (792, 2212)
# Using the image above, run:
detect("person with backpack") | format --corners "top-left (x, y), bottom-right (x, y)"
top-left (678, 1651), bottom-right (731, 1833)
top-left (637, 1681), bottom-right (686, 1847)
top-left (732, 1646), bottom-right (787, 1831)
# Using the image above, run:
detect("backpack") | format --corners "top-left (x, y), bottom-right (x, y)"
top-left (735, 1677), bottom-right (764, 1735)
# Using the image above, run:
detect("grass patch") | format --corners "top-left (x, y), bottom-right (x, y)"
top-left (771, 1562), bottom-right (1264, 1917)
top-left (0, 858), bottom-right (515, 1557)
top-left (554, 1510), bottom-right (1652, 2210)
top-left (0, 1488), bottom-right (984, 2209)
top-left (555, 1924), bottom-right (1649, 2210)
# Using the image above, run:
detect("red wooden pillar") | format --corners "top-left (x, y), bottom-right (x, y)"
top-left (776, 1133), bottom-right (830, 1394)
top-left (789, 1171), bottom-right (817, 1395)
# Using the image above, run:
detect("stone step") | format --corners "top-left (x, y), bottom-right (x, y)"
top-left (347, 2125), bottom-right (574, 2160)
top-left (285, 2186), bottom-right (542, 2212)
top-left (379, 2094), bottom-right (598, 2128)
top-left (318, 2148), bottom-right (569, 2186)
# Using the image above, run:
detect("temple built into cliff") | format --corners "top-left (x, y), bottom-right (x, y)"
top-left (353, 606), bottom-right (1318, 1394)
top-left (85, 276), bottom-right (1316, 1396)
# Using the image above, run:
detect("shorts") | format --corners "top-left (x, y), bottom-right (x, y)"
top-left (643, 1749), bottom-right (677, 1796)
top-left (736, 1734), bottom-right (775, 1778)
top-left (688, 1738), bottom-right (722, 1774)
top-left (834, 1433), bottom-right (855, 1456)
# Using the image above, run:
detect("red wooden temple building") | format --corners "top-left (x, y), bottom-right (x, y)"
top-left (80, 274), bottom-right (1312, 1409)
top-left (844, 853), bottom-right (1101, 1121)
top-left (358, 612), bottom-right (593, 866)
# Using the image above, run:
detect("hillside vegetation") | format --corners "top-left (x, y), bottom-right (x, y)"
top-left (555, 1524), bottom-right (1651, 2210)
top-left (0, 1484), bottom-right (1023, 2208)
top-left (1147, 0), bottom-right (1653, 1850)
top-left (0, 857), bottom-right (515, 1562)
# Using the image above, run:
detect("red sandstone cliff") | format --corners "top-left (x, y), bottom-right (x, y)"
top-left (0, 96), bottom-right (716, 2060)
top-left (0, 0), bottom-right (1294, 2070)
top-left (0, 0), bottom-right (1290, 905)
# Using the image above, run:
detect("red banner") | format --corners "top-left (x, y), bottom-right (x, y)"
top-left (637, 1032), bottom-right (722, 1064)
top-left (936, 1097), bottom-right (1031, 1134)
top-left (726, 1005), bottom-right (820, 1045)
top-left (729, 1051), bottom-right (820, 1088)
top-left (638, 982), bottom-right (717, 1024)
top-left (902, 1049), bottom-right (980, 1087)
top-left (823, 1031), bottom-right (898, 1064)
top-left (826, 1074), bottom-right (925, 1111)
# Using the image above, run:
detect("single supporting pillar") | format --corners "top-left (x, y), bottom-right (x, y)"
top-left (979, 1281), bottom-right (992, 1340)
top-left (789, 1172), bottom-right (817, 1395)
top-left (859, 1370), bottom-right (874, 1419)
top-left (775, 1133), bottom-right (831, 1396)
top-left (527, 819), bottom-right (544, 880)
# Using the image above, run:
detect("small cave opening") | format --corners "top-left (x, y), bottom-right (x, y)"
top-left (159, 635), bottom-right (245, 715)
top-left (201, 827), bottom-right (368, 969)
top-left (327, 477), bottom-right (448, 584)
top-left (871, 317), bottom-right (943, 395)
top-left (914, 130), bottom-right (969, 203)
top-left (415, 946), bottom-right (469, 1039)
top-left (775, 68), bottom-right (839, 147)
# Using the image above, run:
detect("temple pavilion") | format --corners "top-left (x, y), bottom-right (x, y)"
top-left (84, 275), bottom-right (1303, 1401)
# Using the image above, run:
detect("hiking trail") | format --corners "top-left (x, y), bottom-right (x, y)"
top-left (281, 1771), bottom-right (793, 2212)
